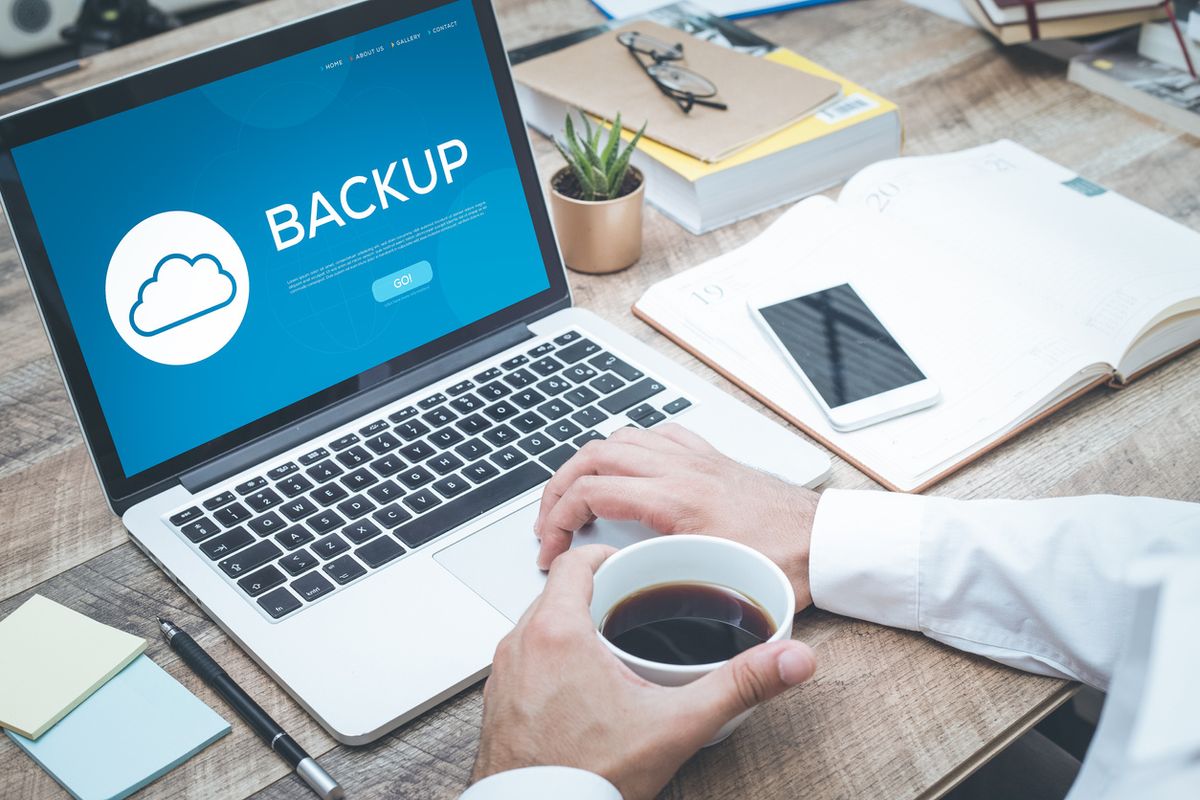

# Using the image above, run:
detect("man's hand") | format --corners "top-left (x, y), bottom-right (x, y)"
top-left (472, 545), bottom-right (817, 799)
top-left (534, 424), bottom-right (819, 606)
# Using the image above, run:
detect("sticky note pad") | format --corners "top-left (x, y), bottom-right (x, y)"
top-left (0, 595), bottom-right (147, 739)
top-left (7, 655), bottom-right (230, 800)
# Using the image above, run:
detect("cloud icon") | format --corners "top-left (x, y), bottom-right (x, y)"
top-left (129, 253), bottom-right (237, 337)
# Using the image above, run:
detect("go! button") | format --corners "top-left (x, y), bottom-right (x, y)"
top-left (372, 261), bottom-right (432, 302)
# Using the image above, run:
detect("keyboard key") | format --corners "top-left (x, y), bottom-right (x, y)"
top-left (557, 339), bottom-right (600, 363)
top-left (239, 565), bottom-right (286, 597)
top-left (394, 462), bottom-right (551, 549)
top-left (511, 388), bottom-right (545, 409)
top-left (490, 447), bottom-right (528, 469)
top-left (200, 527), bottom-right (254, 559)
top-left (540, 444), bottom-right (577, 471)
top-left (565, 365), bottom-right (598, 383)
top-left (337, 495), bottom-right (375, 519)
top-left (421, 407), bottom-right (457, 428)
top-left (298, 447), bottom-right (329, 466)
top-left (370, 453), bottom-right (405, 477)
top-left (360, 419), bottom-right (390, 436)
top-left (447, 379), bottom-right (475, 396)
top-left (478, 381), bottom-right (511, 400)
top-left (236, 476), bottom-right (267, 495)
top-left (512, 411), bottom-right (546, 434)
top-left (323, 555), bottom-right (367, 585)
top-left (418, 393), bottom-right (446, 409)
top-left (275, 525), bottom-right (313, 550)
top-left (395, 419), bottom-right (431, 441)
top-left (463, 460), bottom-right (500, 483)
top-left (276, 474), bottom-right (313, 498)
top-left (336, 445), bottom-right (371, 468)
top-left (483, 425), bottom-right (519, 446)
top-left (356, 536), bottom-right (405, 568)
top-left (258, 587), bottom-right (302, 619)
top-left (245, 488), bottom-right (282, 513)
top-left (367, 480), bottom-right (404, 504)
top-left (267, 462), bottom-right (299, 480)
top-left (484, 400), bottom-right (518, 422)
top-left (537, 399), bottom-right (572, 420)
top-left (312, 533), bottom-right (349, 559)
top-left (573, 430), bottom-right (605, 448)
top-left (281, 496), bottom-right (319, 522)
top-left (564, 387), bottom-right (599, 407)
top-left (169, 506), bottom-right (202, 526)
top-left (292, 572), bottom-right (335, 602)
top-left (330, 433), bottom-right (360, 451)
top-left (474, 367), bottom-right (502, 382)
top-left (548, 420), bottom-right (582, 441)
top-left (305, 459), bottom-right (343, 483)
top-left (455, 438), bottom-right (492, 461)
top-left (403, 488), bottom-right (442, 513)
top-left (637, 411), bottom-right (667, 427)
top-left (180, 517), bottom-right (221, 543)
top-left (433, 474), bottom-right (470, 499)
top-left (388, 406), bottom-right (418, 423)
top-left (279, 548), bottom-right (319, 575)
top-left (429, 427), bottom-right (465, 448)
top-left (528, 341), bottom-right (555, 357)
top-left (340, 467), bottom-right (377, 492)
top-left (572, 406), bottom-right (608, 428)
top-left (366, 432), bottom-right (401, 455)
top-left (537, 376), bottom-right (571, 396)
top-left (598, 378), bottom-right (666, 414)
top-left (399, 440), bottom-right (437, 462)
top-left (202, 491), bottom-right (235, 511)
top-left (503, 368), bottom-right (536, 388)
top-left (501, 354), bottom-right (528, 370)
top-left (456, 413), bottom-right (491, 435)
top-left (429, 453), bottom-right (464, 475)
top-left (663, 397), bottom-right (692, 415)
top-left (589, 352), bottom-right (644, 382)
top-left (450, 393), bottom-right (484, 413)
top-left (311, 483), bottom-right (348, 506)
top-left (554, 330), bottom-right (581, 345)
top-left (398, 465), bottom-right (436, 490)
top-left (590, 374), bottom-right (625, 394)
top-left (627, 403), bottom-right (657, 422)
top-left (518, 433), bottom-right (554, 456)
top-left (220, 540), bottom-right (282, 577)
top-left (308, 509), bottom-right (345, 534)
top-left (214, 502), bottom-right (251, 528)
top-left (248, 511), bottom-right (285, 536)
top-left (343, 519), bottom-right (383, 544)
top-left (372, 503), bottom-right (413, 528)
top-left (529, 356), bottom-right (563, 377)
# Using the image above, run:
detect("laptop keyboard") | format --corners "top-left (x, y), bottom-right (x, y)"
top-left (163, 328), bottom-right (695, 622)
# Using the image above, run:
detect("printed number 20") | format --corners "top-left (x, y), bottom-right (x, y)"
top-left (864, 182), bottom-right (900, 212)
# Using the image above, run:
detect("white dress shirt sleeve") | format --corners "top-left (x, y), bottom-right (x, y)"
top-left (809, 489), bottom-right (1200, 690)
top-left (460, 766), bottom-right (622, 800)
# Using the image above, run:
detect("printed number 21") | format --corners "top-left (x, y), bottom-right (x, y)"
top-left (864, 182), bottom-right (899, 212)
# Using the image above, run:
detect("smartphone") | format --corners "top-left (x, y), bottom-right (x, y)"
top-left (748, 282), bottom-right (939, 431)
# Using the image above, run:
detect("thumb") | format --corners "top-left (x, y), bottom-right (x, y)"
top-left (681, 640), bottom-right (817, 730)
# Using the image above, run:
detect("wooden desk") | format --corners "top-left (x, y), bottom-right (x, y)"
top-left (1, 0), bottom-right (1197, 797)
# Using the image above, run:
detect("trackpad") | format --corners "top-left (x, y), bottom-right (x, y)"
top-left (433, 501), bottom-right (658, 623)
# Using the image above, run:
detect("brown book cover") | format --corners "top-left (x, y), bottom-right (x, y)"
top-left (511, 21), bottom-right (840, 163)
top-left (964, 0), bottom-right (1166, 44)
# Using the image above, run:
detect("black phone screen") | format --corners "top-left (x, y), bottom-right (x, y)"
top-left (758, 283), bottom-right (926, 409)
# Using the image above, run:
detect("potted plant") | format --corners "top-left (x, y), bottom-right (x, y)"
top-left (549, 111), bottom-right (647, 274)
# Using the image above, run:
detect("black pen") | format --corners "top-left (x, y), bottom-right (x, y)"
top-left (157, 617), bottom-right (344, 799)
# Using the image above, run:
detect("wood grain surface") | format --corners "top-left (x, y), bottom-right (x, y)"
top-left (1, 0), bottom-right (1197, 798)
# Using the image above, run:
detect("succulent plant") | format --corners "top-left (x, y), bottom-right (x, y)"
top-left (554, 111), bottom-right (646, 202)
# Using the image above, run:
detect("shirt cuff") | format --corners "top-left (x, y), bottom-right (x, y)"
top-left (808, 488), bottom-right (928, 631)
top-left (461, 766), bottom-right (622, 800)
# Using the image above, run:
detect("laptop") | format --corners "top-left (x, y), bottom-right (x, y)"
top-left (0, 0), bottom-right (830, 743)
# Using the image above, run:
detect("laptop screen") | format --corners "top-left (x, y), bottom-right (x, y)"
top-left (8, 0), bottom-right (550, 479)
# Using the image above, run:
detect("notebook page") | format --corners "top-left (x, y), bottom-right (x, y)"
top-left (838, 140), bottom-right (1200, 372)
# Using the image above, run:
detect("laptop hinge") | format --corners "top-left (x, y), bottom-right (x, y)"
top-left (179, 322), bottom-right (535, 494)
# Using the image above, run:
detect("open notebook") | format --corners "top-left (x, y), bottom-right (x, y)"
top-left (634, 140), bottom-right (1200, 492)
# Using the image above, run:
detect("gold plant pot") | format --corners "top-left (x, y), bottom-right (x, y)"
top-left (548, 167), bottom-right (645, 275)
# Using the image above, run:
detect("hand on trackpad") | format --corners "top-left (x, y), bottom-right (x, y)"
top-left (433, 501), bottom-right (658, 623)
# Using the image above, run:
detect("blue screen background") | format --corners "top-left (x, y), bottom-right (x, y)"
top-left (12, 0), bottom-right (549, 477)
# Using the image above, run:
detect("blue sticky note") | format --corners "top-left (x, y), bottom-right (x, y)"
top-left (6, 655), bottom-right (230, 800)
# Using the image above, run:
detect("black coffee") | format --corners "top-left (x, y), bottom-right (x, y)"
top-left (601, 582), bottom-right (775, 665)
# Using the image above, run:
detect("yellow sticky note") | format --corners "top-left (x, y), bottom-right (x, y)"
top-left (0, 595), bottom-right (146, 739)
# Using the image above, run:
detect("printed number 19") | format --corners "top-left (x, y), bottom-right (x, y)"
top-left (690, 284), bottom-right (725, 305)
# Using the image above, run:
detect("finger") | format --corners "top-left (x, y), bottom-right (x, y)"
top-left (652, 422), bottom-right (720, 454)
top-left (537, 476), bottom-right (674, 570)
top-left (680, 641), bottom-right (817, 731)
top-left (538, 543), bottom-right (616, 613)
top-left (606, 425), bottom-right (693, 452)
top-left (535, 441), bottom-right (676, 537)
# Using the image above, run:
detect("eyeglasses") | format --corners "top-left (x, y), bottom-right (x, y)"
top-left (617, 31), bottom-right (727, 114)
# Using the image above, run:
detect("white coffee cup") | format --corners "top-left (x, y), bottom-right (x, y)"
top-left (589, 534), bottom-right (796, 745)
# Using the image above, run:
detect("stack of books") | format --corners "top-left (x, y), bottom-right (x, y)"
top-left (963, 0), bottom-right (1168, 44)
top-left (508, 3), bottom-right (901, 235)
